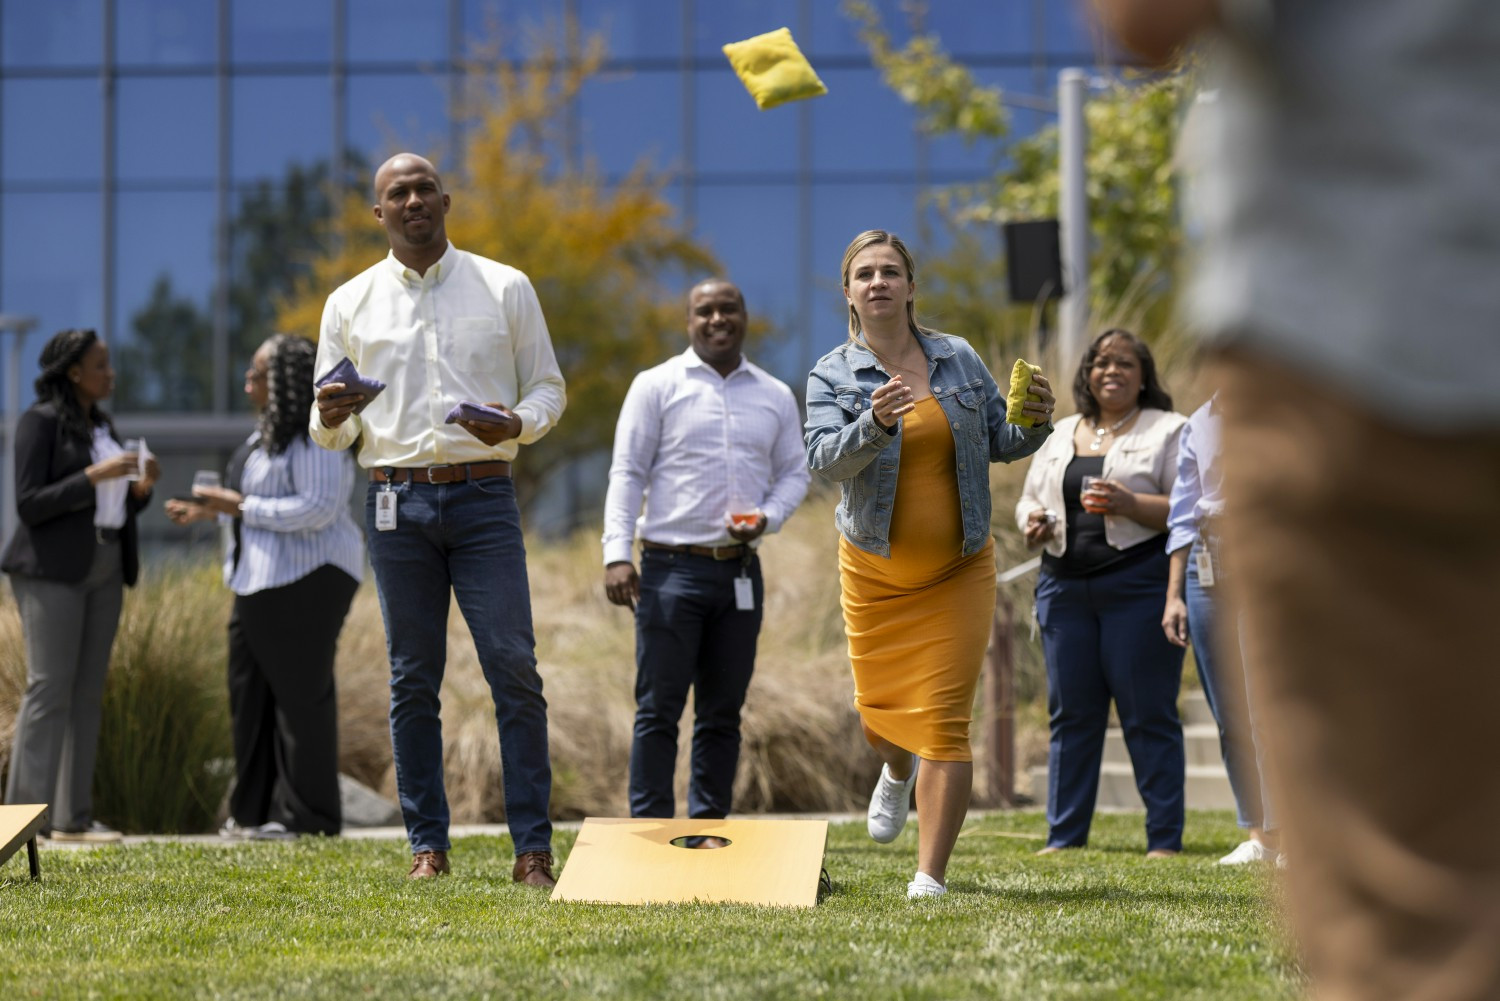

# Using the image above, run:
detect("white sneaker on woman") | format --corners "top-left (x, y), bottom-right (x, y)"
top-left (907, 871), bottom-right (946, 899)
top-left (867, 755), bottom-right (919, 843)
top-left (1217, 839), bottom-right (1278, 865)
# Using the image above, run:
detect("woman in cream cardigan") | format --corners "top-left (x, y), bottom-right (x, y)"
top-left (1016, 328), bottom-right (1187, 856)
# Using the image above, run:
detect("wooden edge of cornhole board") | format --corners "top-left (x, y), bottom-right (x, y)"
top-left (0, 804), bottom-right (49, 881)
top-left (551, 817), bottom-right (829, 908)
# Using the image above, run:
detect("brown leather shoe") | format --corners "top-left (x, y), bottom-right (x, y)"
top-left (512, 851), bottom-right (556, 888)
top-left (407, 850), bottom-right (450, 879)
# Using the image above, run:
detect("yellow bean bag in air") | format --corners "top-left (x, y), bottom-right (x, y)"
top-left (722, 27), bottom-right (828, 110)
top-left (1006, 359), bottom-right (1043, 427)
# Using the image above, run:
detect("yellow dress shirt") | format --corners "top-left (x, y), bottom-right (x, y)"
top-left (308, 243), bottom-right (567, 467)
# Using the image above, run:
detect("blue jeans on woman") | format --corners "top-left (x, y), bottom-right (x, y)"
top-left (1037, 550), bottom-right (1185, 852)
top-left (365, 475), bottom-right (552, 857)
top-left (1185, 539), bottom-right (1272, 831)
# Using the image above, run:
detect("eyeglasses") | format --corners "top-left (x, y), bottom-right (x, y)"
top-left (1089, 355), bottom-right (1138, 372)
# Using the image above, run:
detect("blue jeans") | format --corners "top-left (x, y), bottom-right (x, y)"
top-left (1036, 551), bottom-right (1185, 852)
top-left (1186, 540), bottom-right (1273, 830)
top-left (365, 476), bottom-right (551, 856)
top-left (630, 550), bottom-right (763, 819)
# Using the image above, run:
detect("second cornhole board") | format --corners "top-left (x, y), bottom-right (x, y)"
top-left (0, 804), bottom-right (48, 880)
top-left (551, 817), bottom-right (828, 908)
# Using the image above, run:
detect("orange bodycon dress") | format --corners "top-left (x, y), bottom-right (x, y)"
top-left (838, 395), bottom-right (996, 761)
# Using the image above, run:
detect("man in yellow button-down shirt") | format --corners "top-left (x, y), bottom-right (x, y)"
top-left (311, 153), bottom-right (566, 888)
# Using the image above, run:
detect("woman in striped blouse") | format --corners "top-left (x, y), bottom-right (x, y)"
top-left (167, 334), bottom-right (363, 839)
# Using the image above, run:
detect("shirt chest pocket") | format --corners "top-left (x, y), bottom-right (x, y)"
top-left (835, 389), bottom-right (867, 423)
top-left (446, 316), bottom-right (506, 373)
top-left (954, 388), bottom-right (987, 444)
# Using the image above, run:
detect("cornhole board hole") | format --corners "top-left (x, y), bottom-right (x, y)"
top-left (552, 817), bottom-right (828, 908)
top-left (0, 804), bottom-right (48, 881)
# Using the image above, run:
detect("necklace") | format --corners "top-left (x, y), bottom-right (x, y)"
top-left (1088, 406), bottom-right (1139, 451)
top-left (866, 338), bottom-right (925, 378)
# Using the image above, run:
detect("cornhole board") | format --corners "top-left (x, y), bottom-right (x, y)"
top-left (551, 817), bottom-right (828, 908)
top-left (0, 804), bottom-right (48, 881)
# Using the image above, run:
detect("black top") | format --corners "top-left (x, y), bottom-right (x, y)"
top-left (1041, 454), bottom-right (1161, 578)
top-left (1, 401), bottom-right (149, 586)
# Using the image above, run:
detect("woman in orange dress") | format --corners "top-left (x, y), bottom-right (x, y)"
top-left (805, 230), bottom-right (1056, 897)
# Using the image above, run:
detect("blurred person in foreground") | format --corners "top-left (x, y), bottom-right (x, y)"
top-left (1016, 329), bottom-right (1187, 858)
top-left (1094, 2), bottom-right (1500, 998)
top-left (2, 329), bottom-right (158, 841)
top-left (805, 230), bottom-right (1055, 899)
top-left (601, 279), bottom-right (809, 830)
top-left (1162, 391), bottom-right (1277, 866)
top-left (310, 152), bottom-right (566, 885)
top-left (167, 334), bottom-right (362, 840)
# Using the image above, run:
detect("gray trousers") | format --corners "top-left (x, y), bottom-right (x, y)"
top-left (4, 540), bottom-right (123, 831)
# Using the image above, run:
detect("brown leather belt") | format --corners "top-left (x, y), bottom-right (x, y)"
top-left (642, 540), bottom-right (750, 561)
top-left (370, 461), bottom-right (512, 484)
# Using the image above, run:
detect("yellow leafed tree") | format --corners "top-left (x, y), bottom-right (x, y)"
top-left (278, 29), bottom-right (720, 504)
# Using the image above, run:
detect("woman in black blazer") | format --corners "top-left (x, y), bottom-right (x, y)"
top-left (2, 329), bottom-right (157, 841)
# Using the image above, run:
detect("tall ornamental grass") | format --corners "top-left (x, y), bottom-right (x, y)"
top-left (1, 484), bottom-right (1055, 832)
top-left (0, 563), bottom-right (234, 833)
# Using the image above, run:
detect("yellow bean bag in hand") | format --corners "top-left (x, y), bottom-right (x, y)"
top-left (722, 27), bottom-right (828, 110)
top-left (1006, 359), bottom-right (1043, 427)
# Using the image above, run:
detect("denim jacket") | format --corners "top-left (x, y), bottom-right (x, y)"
top-left (804, 332), bottom-right (1052, 557)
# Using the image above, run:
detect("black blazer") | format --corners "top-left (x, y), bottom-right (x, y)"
top-left (1, 401), bottom-right (149, 586)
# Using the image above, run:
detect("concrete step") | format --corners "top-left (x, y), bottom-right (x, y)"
top-left (1180, 688), bottom-right (1215, 727)
top-left (1104, 723), bottom-right (1224, 767)
top-left (1028, 760), bottom-right (1238, 812)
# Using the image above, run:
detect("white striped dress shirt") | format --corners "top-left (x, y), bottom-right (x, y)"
top-left (224, 432), bottom-right (364, 596)
top-left (602, 348), bottom-right (811, 566)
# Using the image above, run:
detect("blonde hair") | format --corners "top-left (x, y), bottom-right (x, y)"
top-left (839, 229), bottom-right (930, 342)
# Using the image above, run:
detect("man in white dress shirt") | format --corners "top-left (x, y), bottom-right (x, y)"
top-left (310, 152), bottom-right (566, 886)
top-left (602, 280), bottom-right (810, 820)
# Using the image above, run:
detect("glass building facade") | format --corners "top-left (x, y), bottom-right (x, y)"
top-left (0, 0), bottom-right (1114, 541)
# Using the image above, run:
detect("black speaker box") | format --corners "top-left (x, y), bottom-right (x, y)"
top-left (1003, 220), bottom-right (1063, 303)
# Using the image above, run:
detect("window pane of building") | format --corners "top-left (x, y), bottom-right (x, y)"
top-left (578, 69), bottom-right (682, 179)
top-left (347, 72), bottom-right (454, 166)
top-left (231, 0), bottom-right (332, 65)
top-left (811, 67), bottom-right (919, 175)
top-left (693, 69), bottom-right (799, 177)
top-left (0, 193), bottom-right (105, 389)
top-left (691, 0), bottom-right (802, 59)
top-left (232, 77), bottom-right (333, 183)
top-left (692, 181), bottom-right (802, 381)
top-left (2, 0), bottom-right (102, 69)
top-left (112, 191), bottom-right (217, 411)
top-left (2, 80), bottom-right (102, 185)
top-left (578, 0), bottom-right (683, 62)
top-left (116, 0), bottom-right (217, 67)
top-left (117, 76), bottom-right (217, 184)
top-left (349, 0), bottom-right (448, 64)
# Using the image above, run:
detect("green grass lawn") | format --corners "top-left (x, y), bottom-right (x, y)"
top-left (1, 811), bottom-right (1299, 1000)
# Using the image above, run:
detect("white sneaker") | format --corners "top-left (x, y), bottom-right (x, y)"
top-left (867, 755), bottom-right (918, 844)
top-left (1217, 839), bottom-right (1277, 866)
top-left (248, 821), bottom-right (296, 842)
top-left (907, 871), bottom-right (946, 899)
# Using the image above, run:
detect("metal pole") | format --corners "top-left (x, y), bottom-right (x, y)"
top-left (1058, 68), bottom-right (1089, 368)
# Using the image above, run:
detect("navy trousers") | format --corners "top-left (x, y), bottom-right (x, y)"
top-left (1036, 550), bottom-right (1185, 852)
top-left (629, 549), bottom-right (763, 819)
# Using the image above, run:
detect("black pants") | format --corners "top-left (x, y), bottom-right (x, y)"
top-left (227, 564), bottom-right (358, 835)
top-left (629, 550), bottom-right (763, 819)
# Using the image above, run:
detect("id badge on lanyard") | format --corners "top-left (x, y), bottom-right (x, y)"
top-left (734, 553), bottom-right (755, 610)
top-left (375, 480), bottom-right (398, 531)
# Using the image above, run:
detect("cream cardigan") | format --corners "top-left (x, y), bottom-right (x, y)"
top-left (1014, 408), bottom-right (1187, 557)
